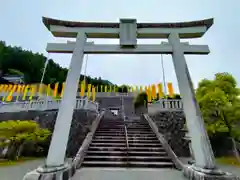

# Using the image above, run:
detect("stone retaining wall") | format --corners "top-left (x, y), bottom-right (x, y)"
top-left (149, 111), bottom-right (190, 157)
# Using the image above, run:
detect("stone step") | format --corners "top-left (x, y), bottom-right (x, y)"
top-left (98, 124), bottom-right (124, 127)
top-left (125, 123), bottom-right (148, 125)
top-left (128, 147), bottom-right (165, 151)
top-left (127, 127), bottom-right (152, 129)
top-left (92, 139), bottom-right (126, 143)
top-left (92, 139), bottom-right (160, 143)
top-left (99, 123), bottom-right (124, 125)
top-left (96, 130), bottom-right (125, 133)
top-left (91, 142), bottom-right (126, 147)
top-left (128, 143), bottom-right (162, 147)
top-left (126, 131), bottom-right (153, 133)
top-left (126, 127), bottom-right (151, 129)
top-left (94, 133), bottom-right (125, 136)
top-left (94, 136), bottom-right (126, 139)
top-left (88, 146), bottom-right (166, 152)
top-left (82, 161), bottom-right (174, 168)
top-left (94, 134), bottom-right (125, 137)
top-left (98, 126), bottom-right (124, 128)
top-left (100, 122), bottom-right (124, 124)
top-left (84, 155), bottom-right (172, 162)
top-left (86, 151), bottom-right (168, 156)
top-left (127, 133), bottom-right (156, 136)
top-left (127, 136), bottom-right (158, 140)
top-left (128, 139), bottom-right (159, 143)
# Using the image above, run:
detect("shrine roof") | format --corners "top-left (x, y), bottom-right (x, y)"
top-left (42, 17), bottom-right (213, 30)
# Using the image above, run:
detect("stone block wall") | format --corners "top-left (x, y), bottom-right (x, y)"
top-left (0, 109), bottom-right (98, 157)
top-left (96, 97), bottom-right (121, 109)
top-left (96, 96), bottom-right (135, 116)
top-left (149, 111), bottom-right (190, 157)
top-left (123, 96), bottom-right (135, 116)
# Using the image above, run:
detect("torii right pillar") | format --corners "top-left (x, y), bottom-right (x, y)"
top-left (168, 33), bottom-right (239, 180)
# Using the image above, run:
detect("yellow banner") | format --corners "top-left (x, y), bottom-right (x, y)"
top-left (2, 85), bottom-right (10, 101)
top-left (135, 86), bottom-right (139, 93)
top-left (100, 85), bottom-right (103, 92)
top-left (167, 82), bottom-right (174, 97)
top-left (46, 84), bottom-right (51, 97)
top-left (144, 86), bottom-right (148, 93)
top-left (22, 85), bottom-right (29, 101)
top-left (147, 87), bottom-right (152, 103)
top-left (92, 86), bottom-right (96, 101)
top-left (38, 84), bottom-right (44, 95)
top-left (53, 83), bottom-right (59, 97)
top-left (87, 84), bottom-right (91, 98)
top-left (29, 85), bottom-right (36, 101)
top-left (61, 83), bottom-right (65, 98)
top-left (151, 84), bottom-right (156, 99)
top-left (16, 85), bottom-right (24, 101)
top-left (158, 83), bottom-right (164, 98)
top-left (80, 82), bottom-right (85, 97)
top-left (6, 84), bottom-right (17, 102)
top-left (131, 86), bottom-right (134, 92)
top-left (0, 84), bottom-right (5, 92)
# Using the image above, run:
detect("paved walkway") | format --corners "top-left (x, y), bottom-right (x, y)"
top-left (73, 168), bottom-right (185, 180)
top-left (72, 165), bottom-right (240, 180)
top-left (0, 159), bottom-right (239, 180)
top-left (0, 159), bottom-right (44, 180)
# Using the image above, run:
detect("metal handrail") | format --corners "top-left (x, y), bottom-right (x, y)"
top-left (124, 124), bottom-right (129, 162)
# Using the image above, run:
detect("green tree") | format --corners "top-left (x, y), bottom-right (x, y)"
top-left (117, 85), bottom-right (129, 93)
top-left (0, 120), bottom-right (51, 160)
top-left (0, 41), bottom-right (115, 91)
top-left (134, 92), bottom-right (148, 109)
top-left (196, 72), bottom-right (240, 161)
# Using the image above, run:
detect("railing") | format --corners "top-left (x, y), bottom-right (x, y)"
top-left (148, 99), bottom-right (183, 112)
top-left (0, 98), bottom-right (99, 113)
top-left (99, 92), bottom-right (137, 97)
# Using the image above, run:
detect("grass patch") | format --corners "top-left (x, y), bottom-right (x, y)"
top-left (216, 157), bottom-right (240, 167)
top-left (0, 157), bottom-right (41, 167)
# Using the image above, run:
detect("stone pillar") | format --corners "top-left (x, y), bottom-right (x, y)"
top-left (168, 33), bottom-right (239, 179)
top-left (46, 32), bottom-right (87, 167)
top-left (168, 32), bottom-right (216, 168)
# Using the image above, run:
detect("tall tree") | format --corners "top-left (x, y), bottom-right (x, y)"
top-left (0, 41), bottom-right (114, 90)
top-left (196, 72), bottom-right (240, 161)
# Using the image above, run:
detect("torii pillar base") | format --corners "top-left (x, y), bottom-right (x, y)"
top-left (183, 164), bottom-right (240, 180)
top-left (22, 162), bottom-right (76, 180)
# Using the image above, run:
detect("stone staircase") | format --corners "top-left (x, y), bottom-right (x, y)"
top-left (82, 115), bottom-right (175, 168)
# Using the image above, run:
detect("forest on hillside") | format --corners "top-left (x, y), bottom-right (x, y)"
top-left (0, 41), bottom-right (116, 90)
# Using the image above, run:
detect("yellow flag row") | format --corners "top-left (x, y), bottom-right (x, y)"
top-left (0, 82), bottom-right (174, 102)
top-left (145, 83), bottom-right (174, 102)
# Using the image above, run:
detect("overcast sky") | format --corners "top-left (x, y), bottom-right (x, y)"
top-left (0, 0), bottom-right (239, 92)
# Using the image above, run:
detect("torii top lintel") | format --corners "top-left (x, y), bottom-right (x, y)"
top-left (42, 17), bottom-right (213, 39)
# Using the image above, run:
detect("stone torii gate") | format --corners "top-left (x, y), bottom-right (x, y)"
top-left (24, 17), bottom-right (238, 180)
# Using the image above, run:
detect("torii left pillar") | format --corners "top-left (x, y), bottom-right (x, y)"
top-left (23, 32), bottom-right (86, 180)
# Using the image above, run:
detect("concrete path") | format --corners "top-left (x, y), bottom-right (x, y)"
top-left (1, 159), bottom-right (239, 180)
top-left (0, 159), bottom-right (44, 180)
top-left (73, 168), bottom-right (186, 180)
top-left (73, 164), bottom-right (240, 180)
